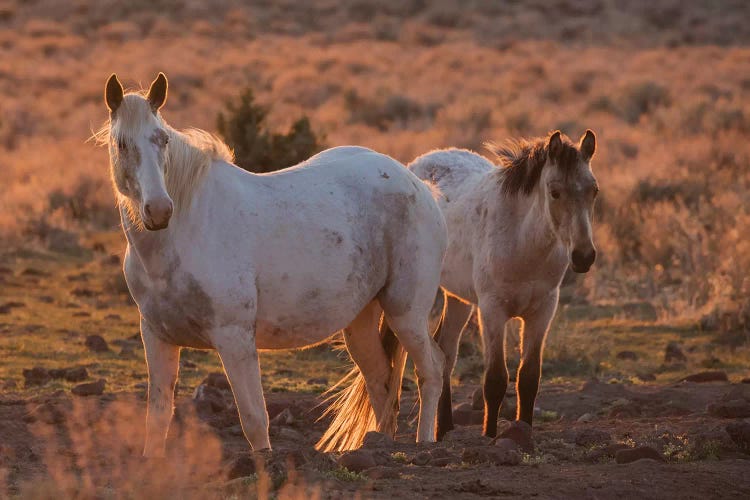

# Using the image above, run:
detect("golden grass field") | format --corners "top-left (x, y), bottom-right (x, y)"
top-left (1, 1), bottom-right (750, 498)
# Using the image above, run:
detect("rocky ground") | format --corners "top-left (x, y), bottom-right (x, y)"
top-left (2, 371), bottom-right (750, 498)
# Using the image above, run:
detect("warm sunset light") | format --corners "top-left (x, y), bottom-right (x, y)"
top-left (1, 2), bottom-right (748, 498)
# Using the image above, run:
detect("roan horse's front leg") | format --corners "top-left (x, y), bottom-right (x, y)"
top-left (141, 318), bottom-right (180, 457)
top-left (215, 326), bottom-right (271, 450)
top-left (477, 300), bottom-right (510, 437)
top-left (516, 296), bottom-right (557, 425)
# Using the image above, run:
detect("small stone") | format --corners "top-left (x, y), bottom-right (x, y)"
top-left (226, 455), bottom-right (256, 480)
top-left (202, 372), bottom-right (231, 391)
top-left (84, 335), bottom-right (109, 353)
top-left (708, 400), bottom-right (750, 419)
top-left (636, 372), bottom-right (656, 382)
top-left (577, 413), bottom-right (595, 423)
top-left (193, 384), bottom-right (227, 414)
top-left (664, 342), bottom-right (687, 363)
top-left (586, 443), bottom-right (630, 462)
top-left (615, 446), bottom-right (664, 464)
top-left (494, 438), bottom-right (519, 453)
top-left (361, 431), bottom-right (394, 449)
top-left (306, 377), bottom-right (328, 385)
top-left (497, 420), bottom-right (534, 453)
top-left (48, 366), bottom-right (88, 382)
top-left (489, 447), bottom-right (521, 466)
top-left (429, 447), bottom-right (451, 459)
top-left (680, 371), bottom-right (729, 383)
top-left (337, 450), bottom-right (376, 472)
top-left (412, 450), bottom-right (431, 466)
top-left (71, 379), bottom-right (105, 396)
top-left (275, 426), bottom-right (305, 441)
top-left (616, 351), bottom-right (638, 361)
top-left (269, 407), bottom-right (294, 426)
top-left (23, 367), bottom-right (51, 386)
top-left (741, 378), bottom-right (750, 384)
top-left (471, 387), bottom-right (484, 410)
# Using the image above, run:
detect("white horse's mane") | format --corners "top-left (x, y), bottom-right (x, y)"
top-left (93, 92), bottom-right (234, 220)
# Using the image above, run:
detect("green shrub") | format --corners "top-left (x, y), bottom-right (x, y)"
top-left (217, 88), bottom-right (325, 173)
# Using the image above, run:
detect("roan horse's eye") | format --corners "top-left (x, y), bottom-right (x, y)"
top-left (550, 189), bottom-right (561, 200)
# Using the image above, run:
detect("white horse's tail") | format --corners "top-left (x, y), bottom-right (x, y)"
top-left (315, 327), bottom-right (406, 452)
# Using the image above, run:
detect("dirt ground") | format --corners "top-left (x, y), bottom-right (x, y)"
top-left (2, 376), bottom-right (750, 498)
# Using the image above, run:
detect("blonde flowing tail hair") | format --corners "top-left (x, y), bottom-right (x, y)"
top-left (316, 289), bottom-right (446, 452)
top-left (315, 325), bottom-right (407, 453)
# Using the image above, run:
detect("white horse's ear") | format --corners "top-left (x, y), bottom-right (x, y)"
top-left (105, 74), bottom-right (124, 113)
top-left (147, 72), bottom-right (168, 112)
top-left (548, 130), bottom-right (563, 160)
top-left (580, 129), bottom-right (596, 162)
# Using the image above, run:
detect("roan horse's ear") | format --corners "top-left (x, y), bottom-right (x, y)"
top-left (147, 72), bottom-right (168, 113)
top-left (547, 130), bottom-right (563, 161)
top-left (579, 129), bottom-right (596, 162)
top-left (105, 74), bottom-right (124, 114)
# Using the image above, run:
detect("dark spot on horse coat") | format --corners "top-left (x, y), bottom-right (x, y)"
top-left (324, 229), bottom-right (344, 246)
top-left (380, 171), bottom-right (390, 179)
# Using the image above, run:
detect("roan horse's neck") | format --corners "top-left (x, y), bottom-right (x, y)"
top-left (497, 182), bottom-right (561, 261)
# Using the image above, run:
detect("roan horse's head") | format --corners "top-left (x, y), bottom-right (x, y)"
top-left (104, 73), bottom-right (173, 230)
top-left (540, 130), bottom-right (598, 273)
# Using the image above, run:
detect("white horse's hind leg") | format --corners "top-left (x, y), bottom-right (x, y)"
top-left (343, 300), bottom-right (393, 430)
top-left (141, 318), bottom-right (180, 457)
top-left (215, 326), bottom-right (271, 451)
top-left (435, 294), bottom-right (474, 439)
top-left (383, 306), bottom-right (445, 443)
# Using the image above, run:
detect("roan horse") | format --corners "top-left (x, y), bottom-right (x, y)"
top-left (409, 131), bottom-right (599, 439)
top-left (97, 73), bottom-right (447, 456)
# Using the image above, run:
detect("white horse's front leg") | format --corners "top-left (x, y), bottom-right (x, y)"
top-left (141, 318), bottom-right (180, 457)
top-left (215, 326), bottom-right (271, 451)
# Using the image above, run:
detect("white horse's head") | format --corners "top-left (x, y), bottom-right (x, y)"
top-left (104, 73), bottom-right (173, 231)
top-left (540, 130), bottom-right (598, 273)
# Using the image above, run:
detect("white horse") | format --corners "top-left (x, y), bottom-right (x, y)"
top-left (408, 131), bottom-right (598, 439)
top-left (97, 73), bottom-right (447, 456)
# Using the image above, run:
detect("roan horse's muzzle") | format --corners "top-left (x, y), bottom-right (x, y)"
top-left (570, 246), bottom-right (596, 273)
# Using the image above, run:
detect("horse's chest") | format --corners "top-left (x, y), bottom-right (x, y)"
top-left (126, 266), bottom-right (216, 349)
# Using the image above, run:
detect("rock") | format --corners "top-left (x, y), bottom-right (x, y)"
top-left (725, 422), bottom-right (750, 452)
top-left (226, 455), bottom-right (256, 480)
top-left (577, 413), bottom-right (595, 423)
top-left (679, 371), bottom-right (729, 383)
top-left (615, 446), bottom-right (664, 464)
top-left (429, 447), bottom-right (451, 459)
top-left (412, 450), bottom-right (431, 466)
top-left (193, 384), bottom-right (227, 414)
top-left (573, 428), bottom-right (611, 447)
top-left (202, 372), bottom-right (231, 391)
top-left (430, 456), bottom-right (459, 467)
top-left (306, 377), bottom-right (328, 385)
top-left (84, 335), bottom-right (109, 353)
top-left (494, 438), bottom-right (519, 453)
top-left (361, 431), bottom-right (394, 449)
top-left (337, 450), bottom-right (376, 472)
top-left (742, 378), bottom-right (750, 385)
top-left (708, 400), bottom-right (750, 418)
top-left (609, 402), bottom-right (642, 418)
top-left (269, 408), bottom-right (294, 426)
top-left (363, 465), bottom-right (400, 480)
top-left (453, 402), bottom-right (483, 426)
top-left (48, 366), bottom-right (88, 382)
top-left (616, 351), bottom-right (638, 361)
top-left (119, 346), bottom-right (137, 359)
top-left (274, 426), bottom-right (305, 441)
top-left (586, 443), bottom-right (630, 462)
top-left (71, 379), bottom-right (105, 396)
top-left (471, 387), bottom-right (484, 410)
top-left (664, 342), bottom-right (687, 363)
top-left (497, 420), bottom-right (534, 453)
top-left (23, 367), bottom-right (51, 386)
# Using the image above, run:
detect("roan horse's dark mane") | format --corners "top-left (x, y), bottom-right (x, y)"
top-left (486, 132), bottom-right (581, 196)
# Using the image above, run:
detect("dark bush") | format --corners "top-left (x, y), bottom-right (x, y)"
top-left (216, 88), bottom-right (325, 173)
